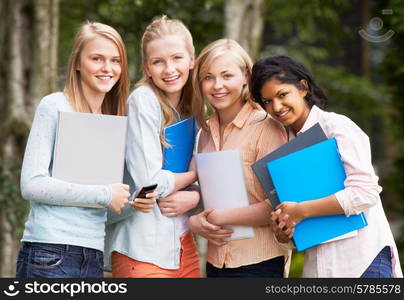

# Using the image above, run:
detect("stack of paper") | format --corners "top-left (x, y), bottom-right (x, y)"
top-left (52, 111), bottom-right (127, 208)
top-left (196, 150), bottom-right (255, 241)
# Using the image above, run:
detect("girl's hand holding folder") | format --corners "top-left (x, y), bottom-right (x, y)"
top-left (271, 208), bottom-right (295, 243)
top-left (189, 209), bottom-right (234, 246)
top-left (158, 190), bottom-right (199, 217)
top-left (274, 202), bottom-right (303, 230)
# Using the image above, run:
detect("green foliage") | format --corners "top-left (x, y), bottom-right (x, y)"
top-left (378, 0), bottom-right (404, 216)
top-left (289, 250), bottom-right (304, 278)
top-left (0, 158), bottom-right (28, 236)
top-left (263, 0), bottom-right (351, 60)
top-left (316, 65), bottom-right (388, 131)
top-left (380, 0), bottom-right (404, 146)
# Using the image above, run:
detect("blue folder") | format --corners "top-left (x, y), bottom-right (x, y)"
top-left (162, 116), bottom-right (196, 173)
top-left (266, 138), bottom-right (368, 252)
top-left (252, 123), bottom-right (327, 207)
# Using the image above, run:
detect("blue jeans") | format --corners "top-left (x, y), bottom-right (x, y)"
top-left (361, 246), bottom-right (392, 278)
top-left (206, 256), bottom-right (284, 278)
top-left (16, 242), bottom-right (104, 278)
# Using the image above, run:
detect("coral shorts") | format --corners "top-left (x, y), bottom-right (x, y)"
top-left (111, 231), bottom-right (201, 278)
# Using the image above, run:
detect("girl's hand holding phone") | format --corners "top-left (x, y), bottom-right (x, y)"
top-left (129, 184), bottom-right (158, 213)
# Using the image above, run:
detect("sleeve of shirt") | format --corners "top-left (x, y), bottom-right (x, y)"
top-left (250, 118), bottom-right (287, 208)
top-left (256, 117), bottom-right (287, 162)
top-left (20, 96), bottom-right (111, 207)
top-left (329, 115), bottom-right (382, 216)
top-left (125, 86), bottom-right (175, 198)
top-left (106, 203), bottom-right (133, 225)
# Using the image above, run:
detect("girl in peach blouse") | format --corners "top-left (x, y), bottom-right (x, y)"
top-left (189, 39), bottom-right (292, 277)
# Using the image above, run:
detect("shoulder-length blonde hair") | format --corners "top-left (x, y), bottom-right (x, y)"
top-left (136, 15), bottom-right (204, 143)
top-left (192, 38), bottom-right (260, 131)
top-left (64, 21), bottom-right (129, 116)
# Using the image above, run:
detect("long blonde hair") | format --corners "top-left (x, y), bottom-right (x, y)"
top-left (136, 15), bottom-right (202, 143)
top-left (192, 39), bottom-right (260, 131)
top-left (64, 21), bottom-right (129, 116)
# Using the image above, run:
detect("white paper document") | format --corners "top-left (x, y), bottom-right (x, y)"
top-left (196, 149), bottom-right (255, 241)
top-left (52, 111), bottom-right (128, 208)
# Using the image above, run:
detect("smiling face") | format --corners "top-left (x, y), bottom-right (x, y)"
top-left (77, 36), bottom-right (121, 101)
top-left (260, 78), bottom-right (310, 134)
top-left (145, 35), bottom-right (194, 103)
top-left (201, 54), bottom-right (247, 118)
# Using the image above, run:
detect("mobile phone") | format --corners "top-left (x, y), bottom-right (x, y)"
top-left (136, 184), bottom-right (158, 198)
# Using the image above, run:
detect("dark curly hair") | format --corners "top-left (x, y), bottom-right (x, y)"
top-left (249, 55), bottom-right (328, 110)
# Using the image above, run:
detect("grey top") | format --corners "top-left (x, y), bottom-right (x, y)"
top-left (20, 92), bottom-right (112, 251)
top-left (104, 85), bottom-right (190, 271)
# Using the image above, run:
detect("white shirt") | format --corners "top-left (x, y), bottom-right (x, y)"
top-left (291, 105), bottom-right (403, 278)
top-left (104, 85), bottom-right (189, 270)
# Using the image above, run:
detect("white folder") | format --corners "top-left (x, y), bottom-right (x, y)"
top-left (52, 111), bottom-right (127, 208)
top-left (196, 150), bottom-right (255, 241)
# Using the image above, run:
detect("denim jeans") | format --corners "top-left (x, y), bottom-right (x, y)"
top-left (16, 242), bottom-right (104, 278)
top-left (206, 256), bottom-right (284, 278)
top-left (361, 246), bottom-right (392, 278)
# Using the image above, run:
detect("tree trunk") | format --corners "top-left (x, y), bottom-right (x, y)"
top-left (31, 0), bottom-right (59, 115)
top-left (0, 138), bottom-right (21, 278)
top-left (0, 0), bottom-right (59, 277)
top-left (224, 0), bottom-right (266, 60)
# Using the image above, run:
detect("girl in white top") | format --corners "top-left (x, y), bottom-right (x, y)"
top-left (249, 54), bottom-right (403, 278)
top-left (104, 15), bottom-right (204, 277)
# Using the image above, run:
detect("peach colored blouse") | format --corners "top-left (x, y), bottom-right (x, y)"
top-left (197, 102), bottom-right (292, 274)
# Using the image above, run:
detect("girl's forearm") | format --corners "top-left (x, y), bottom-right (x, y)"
top-left (173, 171), bottom-right (197, 192)
top-left (209, 201), bottom-right (272, 226)
top-left (300, 194), bottom-right (344, 219)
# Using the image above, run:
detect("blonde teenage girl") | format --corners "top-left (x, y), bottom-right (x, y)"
top-left (104, 16), bottom-right (204, 278)
top-left (16, 21), bottom-right (131, 278)
top-left (189, 39), bottom-right (292, 278)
